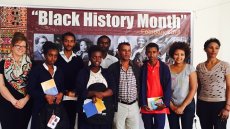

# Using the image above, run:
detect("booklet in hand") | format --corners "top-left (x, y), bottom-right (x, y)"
top-left (147, 97), bottom-right (164, 110)
top-left (83, 98), bottom-right (106, 118)
top-left (41, 79), bottom-right (58, 95)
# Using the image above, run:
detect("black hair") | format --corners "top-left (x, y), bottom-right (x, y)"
top-left (169, 42), bottom-right (191, 60)
top-left (117, 42), bottom-right (130, 51)
top-left (42, 41), bottom-right (59, 55)
top-left (12, 32), bottom-right (27, 46)
top-left (35, 35), bottom-right (48, 45)
top-left (61, 32), bottom-right (76, 42)
top-left (76, 38), bottom-right (93, 52)
top-left (204, 38), bottom-right (221, 49)
top-left (88, 45), bottom-right (103, 58)
top-left (97, 35), bottom-right (111, 45)
top-left (145, 42), bottom-right (159, 52)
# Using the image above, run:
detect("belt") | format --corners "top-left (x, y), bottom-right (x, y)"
top-left (119, 100), bottom-right (136, 105)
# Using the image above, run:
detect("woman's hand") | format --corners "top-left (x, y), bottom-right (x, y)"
top-left (10, 98), bottom-right (18, 107)
top-left (174, 105), bottom-right (186, 115)
top-left (218, 108), bottom-right (229, 120)
top-left (15, 96), bottom-right (29, 109)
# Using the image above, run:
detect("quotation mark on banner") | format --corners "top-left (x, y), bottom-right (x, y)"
top-left (32, 10), bottom-right (39, 15)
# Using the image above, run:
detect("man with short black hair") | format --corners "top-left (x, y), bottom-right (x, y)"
top-left (97, 35), bottom-right (118, 68)
top-left (55, 32), bottom-right (84, 129)
top-left (108, 42), bottom-right (140, 129)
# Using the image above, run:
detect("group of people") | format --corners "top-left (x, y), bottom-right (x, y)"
top-left (0, 32), bottom-right (229, 129)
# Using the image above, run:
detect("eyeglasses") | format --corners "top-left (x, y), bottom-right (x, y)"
top-left (14, 45), bottom-right (27, 49)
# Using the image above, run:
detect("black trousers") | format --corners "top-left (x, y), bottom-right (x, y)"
top-left (0, 96), bottom-right (32, 129)
top-left (197, 99), bottom-right (227, 129)
top-left (63, 100), bottom-right (77, 129)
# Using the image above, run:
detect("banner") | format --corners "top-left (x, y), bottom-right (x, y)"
top-left (0, 7), bottom-right (191, 64)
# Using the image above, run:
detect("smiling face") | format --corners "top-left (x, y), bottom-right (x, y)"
top-left (205, 42), bottom-right (220, 59)
top-left (12, 40), bottom-right (27, 57)
top-left (173, 49), bottom-right (185, 64)
top-left (44, 49), bottom-right (58, 66)
top-left (90, 51), bottom-right (102, 67)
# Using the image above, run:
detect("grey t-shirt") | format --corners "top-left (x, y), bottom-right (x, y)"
top-left (196, 61), bottom-right (230, 102)
top-left (170, 64), bottom-right (196, 106)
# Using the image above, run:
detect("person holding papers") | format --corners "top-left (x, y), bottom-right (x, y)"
top-left (76, 45), bottom-right (115, 129)
top-left (27, 41), bottom-right (65, 129)
top-left (167, 42), bottom-right (197, 129)
top-left (139, 43), bottom-right (171, 129)
top-left (55, 32), bottom-right (84, 129)
top-left (0, 32), bottom-right (32, 129)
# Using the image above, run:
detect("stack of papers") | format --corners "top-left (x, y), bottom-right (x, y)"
top-left (83, 98), bottom-right (106, 118)
top-left (41, 79), bottom-right (58, 95)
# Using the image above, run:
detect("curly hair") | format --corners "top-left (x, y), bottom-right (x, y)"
top-left (169, 42), bottom-right (190, 60)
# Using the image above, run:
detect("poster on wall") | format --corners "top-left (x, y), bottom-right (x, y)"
top-left (0, 6), bottom-right (191, 65)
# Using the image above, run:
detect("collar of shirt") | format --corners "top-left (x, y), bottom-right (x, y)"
top-left (119, 60), bottom-right (134, 67)
top-left (43, 63), bottom-right (57, 78)
top-left (90, 68), bottom-right (102, 76)
top-left (147, 60), bottom-right (159, 71)
top-left (59, 51), bottom-right (76, 63)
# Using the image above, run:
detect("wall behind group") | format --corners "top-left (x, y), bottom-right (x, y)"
top-left (0, 0), bottom-right (230, 129)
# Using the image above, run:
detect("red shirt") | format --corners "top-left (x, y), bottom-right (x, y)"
top-left (141, 61), bottom-right (169, 114)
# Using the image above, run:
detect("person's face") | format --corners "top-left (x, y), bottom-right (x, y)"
top-left (44, 49), bottom-right (58, 65)
top-left (137, 38), bottom-right (146, 48)
top-left (205, 42), bottom-right (220, 58)
top-left (12, 41), bottom-right (27, 57)
top-left (98, 38), bottom-right (110, 52)
top-left (63, 36), bottom-right (75, 51)
top-left (90, 51), bottom-right (102, 67)
top-left (80, 41), bottom-right (87, 52)
top-left (146, 47), bottom-right (159, 63)
top-left (118, 45), bottom-right (131, 61)
top-left (173, 49), bottom-right (185, 64)
top-left (37, 38), bottom-right (47, 52)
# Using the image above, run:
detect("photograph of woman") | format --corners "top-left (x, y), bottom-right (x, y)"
top-left (75, 38), bottom-right (93, 64)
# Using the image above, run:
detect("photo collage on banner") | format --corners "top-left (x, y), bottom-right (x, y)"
top-left (0, 7), bottom-right (191, 66)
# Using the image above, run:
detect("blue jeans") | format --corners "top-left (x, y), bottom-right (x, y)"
top-left (142, 113), bottom-right (165, 129)
top-left (167, 100), bottom-right (195, 129)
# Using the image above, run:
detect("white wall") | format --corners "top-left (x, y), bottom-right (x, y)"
top-left (0, 0), bottom-right (230, 129)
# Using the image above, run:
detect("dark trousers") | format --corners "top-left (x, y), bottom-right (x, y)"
top-left (0, 98), bottom-right (32, 129)
top-left (78, 113), bottom-right (112, 129)
top-left (197, 100), bottom-right (227, 129)
top-left (63, 101), bottom-right (77, 129)
top-left (142, 113), bottom-right (165, 129)
top-left (167, 100), bottom-right (195, 129)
